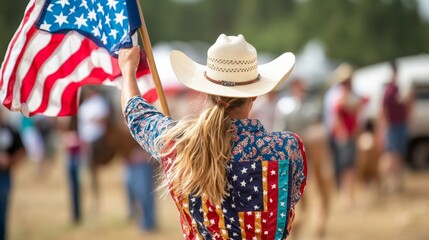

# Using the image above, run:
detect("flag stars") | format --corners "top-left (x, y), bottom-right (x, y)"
top-left (88, 9), bottom-right (97, 21)
top-left (56, 0), bottom-right (70, 8)
top-left (232, 175), bottom-right (238, 181)
top-left (254, 186), bottom-right (259, 192)
top-left (69, 6), bottom-right (76, 14)
top-left (254, 205), bottom-right (260, 210)
top-left (114, 10), bottom-right (127, 27)
top-left (251, 163), bottom-right (256, 170)
top-left (270, 170), bottom-right (276, 175)
top-left (39, 21), bottom-right (52, 31)
top-left (108, 28), bottom-right (117, 39)
top-left (54, 12), bottom-right (69, 27)
top-left (105, 14), bottom-right (111, 27)
top-left (246, 224), bottom-right (253, 229)
top-left (80, 0), bottom-right (88, 9)
top-left (241, 167), bottom-right (248, 174)
top-left (240, 180), bottom-right (246, 187)
top-left (74, 14), bottom-right (88, 28)
top-left (47, 4), bottom-right (54, 12)
top-left (97, 3), bottom-right (104, 15)
top-left (107, 0), bottom-right (119, 10)
top-left (271, 184), bottom-right (277, 189)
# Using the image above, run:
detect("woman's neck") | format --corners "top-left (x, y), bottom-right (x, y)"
top-left (228, 111), bottom-right (249, 119)
top-left (228, 98), bottom-right (254, 119)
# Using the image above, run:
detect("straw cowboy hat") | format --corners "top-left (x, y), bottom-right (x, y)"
top-left (170, 34), bottom-right (295, 98)
top-left (330, 63), bottom-right (355, 85)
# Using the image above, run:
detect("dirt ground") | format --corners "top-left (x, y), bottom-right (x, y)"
top-left (8, 153), bottom-right (429, 240)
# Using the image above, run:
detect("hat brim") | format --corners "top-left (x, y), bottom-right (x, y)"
top-left (170, 50), bottom-right (295, 98)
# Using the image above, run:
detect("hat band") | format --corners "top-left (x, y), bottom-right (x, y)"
top-left (204, 72), bottom-right (260, 87)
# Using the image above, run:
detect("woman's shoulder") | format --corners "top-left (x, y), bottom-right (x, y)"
top-left (262, 131), bottom-right (305, 158)
top-left (268, 131), bottom-right (304, 145)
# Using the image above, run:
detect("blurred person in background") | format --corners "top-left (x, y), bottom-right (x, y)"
top-left (281, 78), bottom-right (312, 135)
top-left (33, 116), bottom-right (57, 165)
top-left (124, 143), bottom-right (157, 232)
top-left (19, 115), bottom-right (45, 178)
top-left (58, 115), bottom-right (82, 224)
top-left (331, 63), bottom-right (367, 208)
top-left (323, 77), bottom-right (343, 189)
top-left (355, 120), bottom-right (381, 202)
top-left (119, 34), bottom-right (307, 239)
top-left (0, 107), bottom-right (25, 240)
top-left (379, 62), bottom-right (412, 193)
top-left (250, 91), bottom-right (281, 132)
top-left (77, 87), bottom-right (112, 214)
top-left (280, 78), bottom-right (332, 239)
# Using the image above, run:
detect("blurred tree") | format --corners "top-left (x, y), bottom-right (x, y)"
top-left (0, 0), bottom-right (27, 63)
top-left (0, 0), bottom-right (428, 67)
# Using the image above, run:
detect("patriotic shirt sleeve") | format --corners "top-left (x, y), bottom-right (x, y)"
top-left (290, 133), bottom-right (307, 207)
top-left (124, 96), bottom-right (176, 161)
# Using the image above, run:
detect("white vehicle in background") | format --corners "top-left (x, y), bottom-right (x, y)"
top-left (353, 54), bottom-right (429, 169)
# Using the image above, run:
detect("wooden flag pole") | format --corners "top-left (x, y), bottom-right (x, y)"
top-left (135, 0), bottom-right (170, 116)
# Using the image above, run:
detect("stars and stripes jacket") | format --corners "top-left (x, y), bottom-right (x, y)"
top-left (125, 96), bottom-right (307, 240)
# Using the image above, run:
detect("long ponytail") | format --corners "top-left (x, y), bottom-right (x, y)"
top-left (157, 95), bottom-right (247, 204)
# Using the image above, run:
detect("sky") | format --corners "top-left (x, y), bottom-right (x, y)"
top-left (417, 0), bottom-right (429, 21)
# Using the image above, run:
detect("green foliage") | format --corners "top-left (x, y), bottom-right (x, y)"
top-left (0, 0), bottom-right (428, 67)
top-left (141, 0), bottom-right (428, 66)
top-left (0, 0), bottom-right (27, 63)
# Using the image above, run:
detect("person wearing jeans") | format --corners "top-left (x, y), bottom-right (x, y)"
top-left (124, 146), bottom-right (157, 231)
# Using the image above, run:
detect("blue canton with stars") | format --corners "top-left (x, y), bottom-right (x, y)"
top-left (36, 0), bottom-right (142, 56)
top-left (228, 161), bottom-right (264, 212)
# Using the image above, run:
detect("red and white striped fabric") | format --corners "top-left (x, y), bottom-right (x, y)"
top-left (0, 0), bottom-right (157, 117)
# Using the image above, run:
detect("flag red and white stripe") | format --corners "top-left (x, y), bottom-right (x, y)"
top-left (0, 0), bottom-right (157, 117)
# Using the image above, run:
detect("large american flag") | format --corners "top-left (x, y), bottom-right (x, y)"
top-left (0, 0), bottom-right (157, 117)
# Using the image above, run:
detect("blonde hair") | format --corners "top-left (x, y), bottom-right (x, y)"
top-left (156, 95), bottom-right (248, 204)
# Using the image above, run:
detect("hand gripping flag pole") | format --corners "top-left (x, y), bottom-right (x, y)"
top-left (135, 0), bottom-right (171, 116)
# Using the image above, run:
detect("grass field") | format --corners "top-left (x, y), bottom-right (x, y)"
top-left (8, 152), bottom-right (429, 240)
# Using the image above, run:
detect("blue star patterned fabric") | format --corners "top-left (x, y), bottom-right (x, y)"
top-left (36, 0), bottom-right (142, 56)
top-left (124, 96), bottom-right (307, 240)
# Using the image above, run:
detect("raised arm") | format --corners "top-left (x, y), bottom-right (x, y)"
top-left (118, 46), bottom-right (142, 111)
